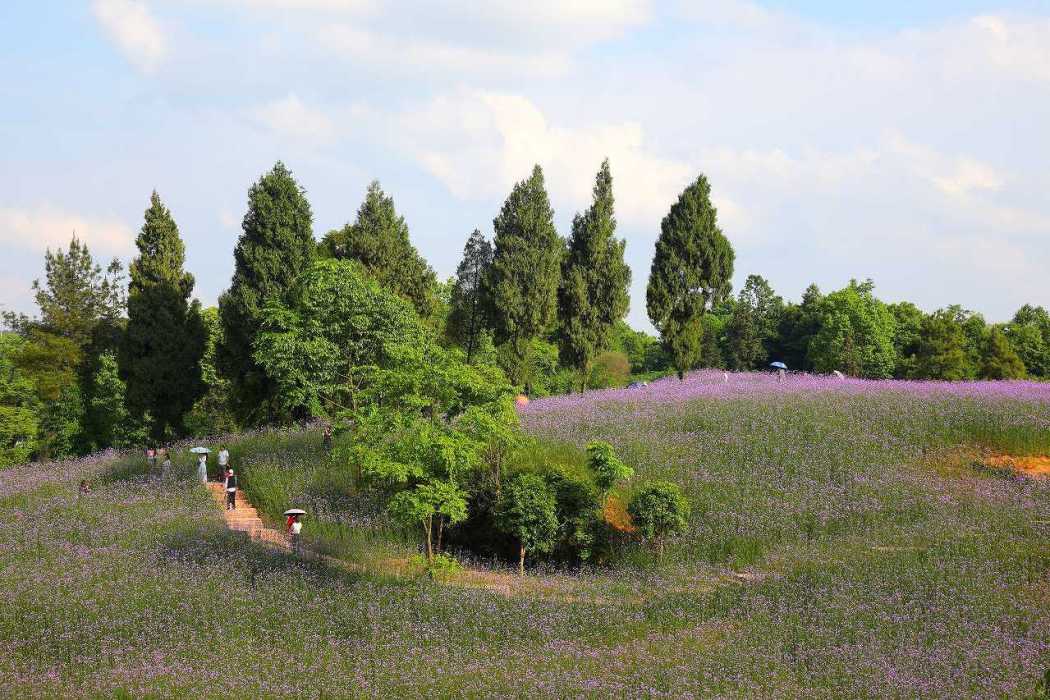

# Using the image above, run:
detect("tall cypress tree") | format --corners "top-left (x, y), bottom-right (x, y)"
top-left (646, 175), bottom-right (735, 379)
top-left (217, 162), bottom-right (314, 424)
top-left (447, 229), bottom-right (494, 363)
top-left (120, 191), bottom-right (205, 439)
top-left (485, 165), bottom-right (563, 388)
top-left (557, 159), bottom-right (631, 390)
top-left (319, 181), bottom-right (436, 317)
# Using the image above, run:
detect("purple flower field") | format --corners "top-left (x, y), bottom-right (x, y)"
top-left (2, 376), bottom-right (1049, 697)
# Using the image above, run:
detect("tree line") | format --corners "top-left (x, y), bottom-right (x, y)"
top-left (2, 160), bottom-right (1048, 465)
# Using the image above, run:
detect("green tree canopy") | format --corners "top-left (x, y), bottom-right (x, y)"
top-left (725, 274), bottom-right (784, 370)
top-left (218, 161), bottom-right (315, 425)
top-left (446, 229), bottom-right (494, 363)
top-left (808, 280), bottom-right (896, 378)
top-left (775, 284), bottom-right (823, 372)
top-left (320, 181), bottom-right (437, 317)
top-left (586, 440), bottom-right (633, 504)
top-left (498, 471), bottom-right (560, 575)
top-left (485, 165), bottom-right (563, 388)
top-left (0, 334), bottom-right (39, 467)
top-left (557, 159), bottom-right (632, 390)
top-left (253, 259), bottom-right (427, 420)
top-left (646, 174), bottom-right (735, 379)
top-left (627, 480), bottom-right (690, 558)
top-left (119, 192), bottom-right (206, 439)
top-left (911, 309), bottom-right (975, 380)
top-left (982, 326), bottom-right (1026, 379)
top-left (3, 237), bottom-right (125, 352)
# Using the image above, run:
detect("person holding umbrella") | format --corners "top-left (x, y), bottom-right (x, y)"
top-left (770, 361), bottom-right (787, 383)
top-left (285, 509), bottom-right (305, 553)
top-left (191, 447), bottom-right (210, 483)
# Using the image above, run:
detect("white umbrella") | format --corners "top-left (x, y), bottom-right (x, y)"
top-left (283, 509), bottom-right (306, 516)
top-left (189, 447), bottom-right (211, 454)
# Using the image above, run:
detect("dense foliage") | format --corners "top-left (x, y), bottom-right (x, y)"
top-left (647, 175), bottom-right (735, 379)
top-left (2, 159), bottom-right (1048, 467)
top-left (119, 192), bottom-right (206, 439)
top-left (218, 162), bottom-right (315, 425)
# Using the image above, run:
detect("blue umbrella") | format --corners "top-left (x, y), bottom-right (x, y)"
top-left (769, 362), bottom-right (787, 370)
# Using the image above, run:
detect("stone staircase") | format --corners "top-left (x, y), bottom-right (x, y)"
top-left (207, 482), bottom-right (289, 549)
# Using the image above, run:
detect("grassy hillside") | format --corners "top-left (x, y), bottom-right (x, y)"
top-left (2, 374), bottom-right (1049, 697)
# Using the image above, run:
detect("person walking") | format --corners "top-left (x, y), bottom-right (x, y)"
top-left (224, 467), bottom-right (238, 510)
top-left (286, 513), bottom-right (303, 553)
top-left (197, 453), bottom-right (208, 484)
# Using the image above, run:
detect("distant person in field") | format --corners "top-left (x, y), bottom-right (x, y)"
top-left (78, 480), bottom-right (92, 497)
top-left (161, 454), bottom-right (172, 479)
top-left (224, 467), bottom-right (237, 510)
top-left (197, 453), bottom-right (208, 483)
top-left (217, 445), bottom-right (230, 479)
top-left (287, 513), bottom-right (303, 553)
top-left (146, 447), bottom-right (156, 470)
top-left (322, 425), bottom-right (333, 452)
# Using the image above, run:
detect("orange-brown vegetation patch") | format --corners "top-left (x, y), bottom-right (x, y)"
top-left (984, 454), bottom-right (1050, 477)
top-left (603, 495), bottom-right (637, 533)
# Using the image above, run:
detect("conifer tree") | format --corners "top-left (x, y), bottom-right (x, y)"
top-left (557, 159), bottom-right (631, 390)
top-left (646, 175), bottom-right (735, 379)
top-left (218, 162), bottom-right (315, 424)
top-left (120, 192), bottom-right (205, 439)
top-left (982, 326), bottom-right (1026, 379)
top-left (447, 229), bottom-right (493, 363)
top-left (319, 181), bottom-right (437, 317)
top-left (485, 165), bottom-right (563, 388)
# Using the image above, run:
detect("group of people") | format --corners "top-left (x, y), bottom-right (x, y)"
top-left (190, 445), bottom-right (304, 550)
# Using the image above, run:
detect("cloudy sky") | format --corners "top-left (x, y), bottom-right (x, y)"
top-left (2, 1), bottom-right (1048, 332)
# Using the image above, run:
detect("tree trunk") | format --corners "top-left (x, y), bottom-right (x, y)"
top-left (436, 516), bottom-right (444, 553)
top-left (657, 537), bottom-right (664, 560)
top-left (423, 518), bottom-right (433, 564)
top-left (519, 544), bottom-right (525, 576)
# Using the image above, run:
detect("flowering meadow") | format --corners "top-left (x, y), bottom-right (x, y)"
top-left (3, 371), bottom-right (1049, 697)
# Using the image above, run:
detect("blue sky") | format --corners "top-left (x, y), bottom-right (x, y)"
top-left (2, 1), bottom-right (1048, 333)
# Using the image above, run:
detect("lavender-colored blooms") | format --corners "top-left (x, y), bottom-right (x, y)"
top-left (2, 378), bottom-right (1049, 697)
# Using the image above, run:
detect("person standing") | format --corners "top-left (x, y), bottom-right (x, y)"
top-left (161, 454), bottom-right (172, 480)
top-left (322, 425), bottom-right (332, 452)
top-left (217, 445), bottom-right (230, 477)
top-left (287, 514), bottom-right (302, 553)
top-left (197, 453), bottom-right (208, 483)
top-left (146, 447), bottom-right (156, 471)
top-left (224, 468), bottom-right (238, 510)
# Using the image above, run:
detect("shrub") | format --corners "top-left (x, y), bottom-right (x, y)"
top-left (497, 472), bottom-right (559, 575)
top-left (628, 481), bottom-right (690, 558)
top-left (586, 441), bottom-right (633, 504)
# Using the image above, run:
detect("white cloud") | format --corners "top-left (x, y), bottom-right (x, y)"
top-left (318, 25), bottom-right (569, 77)
top-left (401, 91), bottom-right (691, 229)
top-left (251, 93), bottom-right (337, 144)
top-left (0, 206), bottom-right (134, 255)
top-left (92, 0), bottom-right (167, 73)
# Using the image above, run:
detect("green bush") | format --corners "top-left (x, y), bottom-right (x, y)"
top-left (628, 481), bottom-right (690, 558)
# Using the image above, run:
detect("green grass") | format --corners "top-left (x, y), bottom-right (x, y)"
top-left (2, 391), bottom-right (1049, 697)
